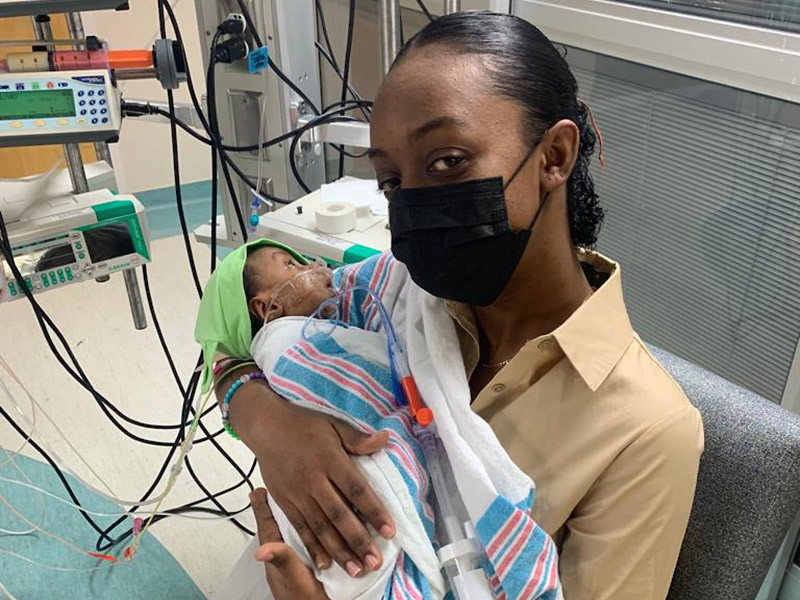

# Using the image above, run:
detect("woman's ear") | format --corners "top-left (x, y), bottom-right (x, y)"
top-left (249, 294), bottom-right (284, 323)
top-left (540, 119), bottom-right (580, 192)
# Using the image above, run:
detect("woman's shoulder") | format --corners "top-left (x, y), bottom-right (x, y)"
top-left (611, 334), bottom-right (703, 441)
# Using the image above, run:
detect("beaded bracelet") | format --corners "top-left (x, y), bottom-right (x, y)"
top-left (221, 371), bottom-right (267, 440)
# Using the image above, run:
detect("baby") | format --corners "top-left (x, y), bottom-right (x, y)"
top-left (197, 239), bottom-right (445, 600)
top-left (195, 238), bottom-right (561, 600)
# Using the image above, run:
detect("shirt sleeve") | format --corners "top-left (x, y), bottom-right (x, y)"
top-left (557, 405), bottom-right (704, 600)
top-left (332, 251), bottom-right (403, 332)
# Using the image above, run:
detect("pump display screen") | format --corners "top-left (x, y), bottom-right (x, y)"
top-left (0, 90), bottom-right (75, 121)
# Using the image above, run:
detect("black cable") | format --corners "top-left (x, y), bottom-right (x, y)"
top-left (0, 228), bottom-right (209, 445)
top-left (416, 0), bottom-right (434, 22)
top-left (141, 265), bottom-right (185, 398)
top-left (95, 380), bottom-right (195, 551)
top-left (289, 112), bottom-right (365, 193)
top-left (206, 31), bottom-right (228, 249)
top-left (1, 404), bottom-right (116, 545)
top-left (160, 7), bottom-right (203, 299)
top-left (158, 0), bottom-right (281, 217)
top-left (314, 42), bottom-right (370, 119)
top-left (338, 0), bottom-right (357, 180)
top-left (315, 0), bottom-right (339, 73)
top-left (332, 146), bottom-right (370, 159)
top-left (206, 32), bottom-right (250, 240)
top-left (234, 0), bottom-right (321, 116)
top-left (122, 102), bottom-right (305, 155)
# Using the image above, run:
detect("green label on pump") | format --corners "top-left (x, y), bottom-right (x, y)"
top-left (90, 200), bottom-right (136, 222)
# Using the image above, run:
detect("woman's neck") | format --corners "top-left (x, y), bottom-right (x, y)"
top-left (473, 200), bottom-right (593, 363)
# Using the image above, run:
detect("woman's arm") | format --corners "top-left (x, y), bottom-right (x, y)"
top-left (216, 365), bottom-right (396, 576)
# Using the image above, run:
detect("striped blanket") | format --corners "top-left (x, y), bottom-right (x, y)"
top-left (251, 252), bottom-right (562, 600)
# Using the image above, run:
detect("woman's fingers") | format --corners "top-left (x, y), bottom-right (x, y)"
top-left (327, 454), bottom-right (396, 543)
top-left (330, 422), bottom-right (396, 540)
top-left (250, 488), bottom-right (280, 545)
top-left (277, 497), bottom-right (332, 570)
top-left (294, 484), bottom-right (368, 577)
top-left (316, 481), bottom-right (384, 574)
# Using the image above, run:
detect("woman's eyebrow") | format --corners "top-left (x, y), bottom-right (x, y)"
top-left (368, 116), bottom-right (469, 159)
top-left (409, 116), bottom-right (468, 141)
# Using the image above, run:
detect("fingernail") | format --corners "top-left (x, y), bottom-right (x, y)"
top-left (365, 553), bottom-right (380, 571)
top-left (315, 556), bottom-right (329, 570)
top-left (345, 560), bottom-right (363, 577)
top-left (380, 524), bottom-right (395, 539)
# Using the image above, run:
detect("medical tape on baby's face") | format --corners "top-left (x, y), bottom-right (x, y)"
top-left (264, 266), bottom-right (333, 323)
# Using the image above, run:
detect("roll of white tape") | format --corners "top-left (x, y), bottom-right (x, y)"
top-left (316, 201), bottom-right (357, 234)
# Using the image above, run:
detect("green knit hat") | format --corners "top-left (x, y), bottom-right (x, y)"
top-left (194, 238), bottom-right (309, 393)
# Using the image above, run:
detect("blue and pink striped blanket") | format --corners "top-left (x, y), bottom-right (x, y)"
top-left (252, 252), bottom-right (562, 600)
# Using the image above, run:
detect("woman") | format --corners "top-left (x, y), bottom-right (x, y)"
top-left (220, 12), bottom-right (703, 600)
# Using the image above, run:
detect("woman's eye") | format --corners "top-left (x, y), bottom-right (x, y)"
top-left (378, 178), bottom-right (400, 200)
top-left (378, 178), bottom-right (400, 193)
top-left (429, 156), bottom-right (464, 172)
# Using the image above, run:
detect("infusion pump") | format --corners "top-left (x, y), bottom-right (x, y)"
top-left (1, 190), bottom-right (150, 303)
top-left (0, 70), bottom-right (121, 147)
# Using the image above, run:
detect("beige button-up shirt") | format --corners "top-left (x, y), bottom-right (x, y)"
top-left (447, 250), bottom-right (704, 600)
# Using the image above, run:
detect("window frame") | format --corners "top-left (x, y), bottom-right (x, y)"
top-left (514, 0), bottom-right (800, 103)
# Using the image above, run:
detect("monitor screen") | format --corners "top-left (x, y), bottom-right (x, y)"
top-left (0, 89), bottom-right (76, 121)
top-left (84, 222), bottom-right (135, 263)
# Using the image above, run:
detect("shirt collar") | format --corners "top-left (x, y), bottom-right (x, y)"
top-left (445, 250), bottom-right (634, 392)
top-left (552, 249), bottom-right (634, 391)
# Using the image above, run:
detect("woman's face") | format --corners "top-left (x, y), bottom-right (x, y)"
top-left (369, 46), bottom-right (544, 232)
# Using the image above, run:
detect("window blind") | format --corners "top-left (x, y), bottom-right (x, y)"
top-left (568, 48), bottom-right (800, 402)
top-left (618, 0), bottom-right (800, 33)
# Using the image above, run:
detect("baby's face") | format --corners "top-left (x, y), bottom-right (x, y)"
top-left (250, 248), bottom-right (335, 320)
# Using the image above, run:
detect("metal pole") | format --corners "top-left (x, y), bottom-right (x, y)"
top-left (122, 269), bottom-right (147, 331)
top-left (444, 0), bottom-right (461, 14)
top-left (63, 143), bottom-right (90, 193)
top-left (379, 0), bottom-right (400, 76)
top-left (31, 15), bottom-right (52, 39)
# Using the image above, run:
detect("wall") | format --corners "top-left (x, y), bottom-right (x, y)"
top-left (81, 0), bottom-right (211, 193)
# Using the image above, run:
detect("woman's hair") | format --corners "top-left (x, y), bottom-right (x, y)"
top-left (393, 11), bottom-right (604, 247)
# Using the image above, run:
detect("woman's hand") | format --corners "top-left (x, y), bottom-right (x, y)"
top-left (250, 488), bottom-right (329, 600)
top-left (222, 370), bottom-right (395, 576)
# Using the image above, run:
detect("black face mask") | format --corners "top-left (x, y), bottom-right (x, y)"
top-left (389, 152), bottom-right (546, 306)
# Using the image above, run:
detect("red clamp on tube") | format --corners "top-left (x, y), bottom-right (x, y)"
top-left (401, 376), bottom-right (433, 426)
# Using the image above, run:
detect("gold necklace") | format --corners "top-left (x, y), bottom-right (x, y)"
top-left (479, 358), bottom-right (512, 369)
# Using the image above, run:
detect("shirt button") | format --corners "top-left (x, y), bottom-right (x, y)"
top-left (492, 383), bottom-right (506, 393)
top-left (538, 338), bottom-right (555, 351)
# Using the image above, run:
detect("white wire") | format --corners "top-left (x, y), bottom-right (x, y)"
top-left (0, 476), bottom-right (245, 522)
top-left (0, 361), bottom-right (37, 470)
top-left (0, 448), bottom-right (46, 536)
top-left (253, 80), bottom-right (274, 210)
top-left (0, 550), bottom-right (118, 573)
top-left (0, 494), bottom-right (98, 559)
top-left (0, 356), bottom-right (197, 507)
top-left (0, 366), bottom-right (46, 537)
top-left (0, 356), bottom-right (116, 497)
top-left (0, 580), bottom-right (20, 600)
